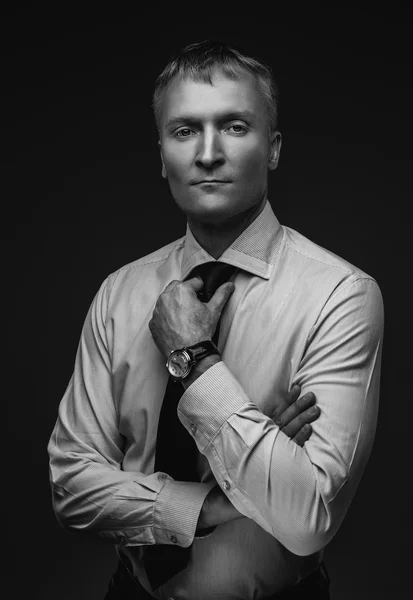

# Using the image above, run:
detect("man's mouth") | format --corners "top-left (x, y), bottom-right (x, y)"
top-left (192, 179), bottom-right (232, 185)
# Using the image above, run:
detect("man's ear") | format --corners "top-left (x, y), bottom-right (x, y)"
top-left (268, 131), bottom-right (282, 171)
top-left (158, 140), bottom-right (167, 179)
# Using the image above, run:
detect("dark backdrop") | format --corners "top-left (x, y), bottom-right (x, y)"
top-left (6, 6), bottom-right (411, 599)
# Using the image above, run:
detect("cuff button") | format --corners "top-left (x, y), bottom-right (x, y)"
top-left (170, 535), bottom-right (178, 543)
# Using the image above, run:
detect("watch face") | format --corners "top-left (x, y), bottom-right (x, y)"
top-left (168, 351), bottom-right (189, 379)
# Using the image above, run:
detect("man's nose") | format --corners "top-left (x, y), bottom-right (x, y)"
top-left (195, 130), bottom-right (225, 169)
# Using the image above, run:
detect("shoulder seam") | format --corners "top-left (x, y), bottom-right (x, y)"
top-left (283, 236), bottom-right (378, 284)
top-left (327, 275), bottom-right (378, 303)
top-left (283, 237), bottom-right (353, 274)
top-left (306, 276), bottom-right (379, 350)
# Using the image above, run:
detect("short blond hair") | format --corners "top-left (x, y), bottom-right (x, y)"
top-left (153, 40), bottom-right (279, 133)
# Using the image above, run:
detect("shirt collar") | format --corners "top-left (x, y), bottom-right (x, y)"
top-left (181, 200), bottom-right (283, 281)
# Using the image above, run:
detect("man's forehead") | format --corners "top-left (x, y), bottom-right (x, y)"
top-left (161, 69), bottom-right (264, 122)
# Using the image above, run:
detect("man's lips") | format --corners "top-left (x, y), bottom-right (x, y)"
top-left (191, 180), bottom-right (232, 185)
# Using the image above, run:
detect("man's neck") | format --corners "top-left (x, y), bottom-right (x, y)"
top-left (187, 196), bottom-right (267, 260)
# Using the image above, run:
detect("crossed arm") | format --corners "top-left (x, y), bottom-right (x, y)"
top-left (149, 273), bottom-right (383, 554)
top-left (195, 382), bottom-right (320, 532)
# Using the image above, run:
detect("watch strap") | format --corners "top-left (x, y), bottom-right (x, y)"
top-left (185, 340), bottom-right (219, 364)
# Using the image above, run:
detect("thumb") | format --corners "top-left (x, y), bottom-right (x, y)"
top-left (208, 282), bottom-right (235, 313)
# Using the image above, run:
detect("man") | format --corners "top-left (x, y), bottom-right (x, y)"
top-left (48, 41), bottom-right (384, 599)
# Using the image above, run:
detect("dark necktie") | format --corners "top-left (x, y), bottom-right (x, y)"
top-left (143, 261), bottom-right (236, 591)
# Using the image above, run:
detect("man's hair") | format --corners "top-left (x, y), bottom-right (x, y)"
top-left (152, 40), bottom-right (279, 133)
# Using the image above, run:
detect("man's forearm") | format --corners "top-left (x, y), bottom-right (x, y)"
top-left (181, 356), bottom-right (242, 533)
top-left (196, 484), bottom-right (243, 532)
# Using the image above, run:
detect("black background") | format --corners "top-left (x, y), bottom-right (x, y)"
top-left (6, 4), bottom-right (412, 599)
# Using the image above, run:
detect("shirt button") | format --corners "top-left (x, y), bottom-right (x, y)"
top-left (190, 424), bottom-right (197, 434)
top-left (170, 535), bottom-right (178, 543)
top-left (222, 480), bottom-right (231, 490)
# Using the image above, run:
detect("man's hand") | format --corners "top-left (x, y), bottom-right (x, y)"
top-left (196, 384), bottom-right (320, 532)
top-left (272, 384), bottom-right (320, 447)
top-left (196, 485), bottom-right (241, 532)
top-left (149, 277), bottom-right (234, 358)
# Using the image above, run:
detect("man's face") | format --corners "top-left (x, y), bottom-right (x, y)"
top-left (158, 69), bottom-right (281, 227)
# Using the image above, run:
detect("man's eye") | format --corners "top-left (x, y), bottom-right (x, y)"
top-left (227, 124), bottom-right (248, 134)
top-left (176, 128), bottom-right (194, 138)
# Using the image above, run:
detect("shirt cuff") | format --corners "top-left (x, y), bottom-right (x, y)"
top-left (153, 479), bottom-right (216, 547)
top-left (178, 361), bottom-right (252, 452)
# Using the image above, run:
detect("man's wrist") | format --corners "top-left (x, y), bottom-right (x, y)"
top-left (182, 353), bottom-right (221, 390)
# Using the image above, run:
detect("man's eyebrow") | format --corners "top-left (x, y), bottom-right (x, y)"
top-left (164, 110), bottom-right (256, 129)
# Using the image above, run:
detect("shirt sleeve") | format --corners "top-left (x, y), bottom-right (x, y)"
top-left (48, 277), bottom-right (215, 549)
top-left (178, 277), bottom-right (384, 556)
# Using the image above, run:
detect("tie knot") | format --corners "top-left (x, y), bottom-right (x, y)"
top-left (193, 262), bottom-right (236, 302)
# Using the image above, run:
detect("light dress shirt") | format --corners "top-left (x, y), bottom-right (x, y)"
top-left (48, 200), bottom-right (384, 600)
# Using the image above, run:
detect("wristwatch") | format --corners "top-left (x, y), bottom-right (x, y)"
top-left (166, 340), bottom-right (220, 382)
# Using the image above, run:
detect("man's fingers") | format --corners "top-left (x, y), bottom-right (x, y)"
top-left (284, 384), bottom-right (301, 407)
top-left (280, 404), bottom-right (320, 439)
top-left (292, 425), bottom-right (312, 447)
top-left (208, 282), bottom-right (235, 312)
top-left (184, 276), bottom-right (205, 294)
top-left (271, 384), bottom-right (301, 422)
top-left (274, 391), bottom-right (315, 428)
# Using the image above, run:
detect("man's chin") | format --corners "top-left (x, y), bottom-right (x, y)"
top-left (174, 188), bottom-right (266, 229)
top-left (187, 204), bottom-right (236, 227)
top-left (177, 193), bottom-right (235, 222)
